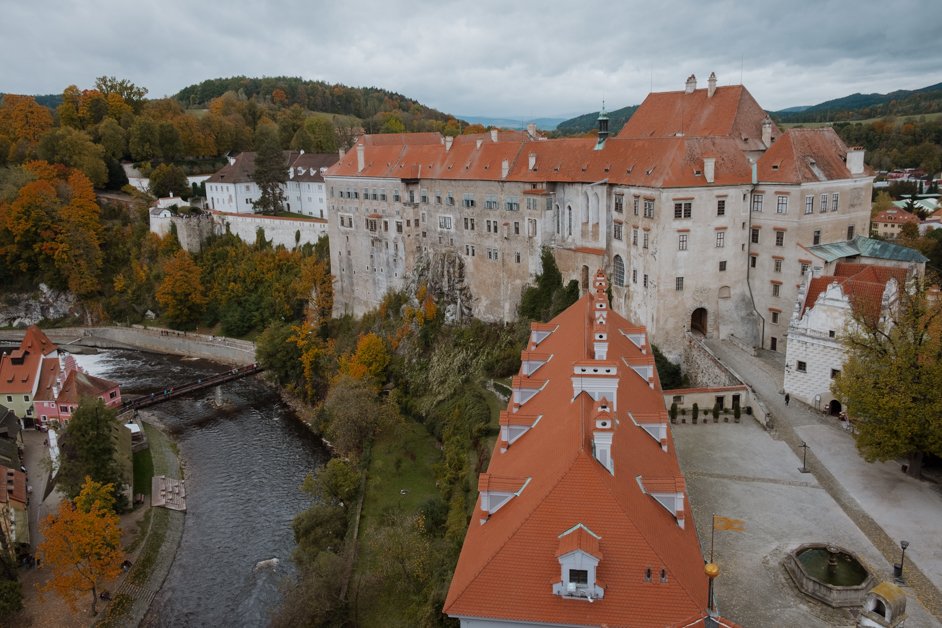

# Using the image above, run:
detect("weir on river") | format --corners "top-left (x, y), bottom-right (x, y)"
top-left (119, 362), bottom-right (264, 413)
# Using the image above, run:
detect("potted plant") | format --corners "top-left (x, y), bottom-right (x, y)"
top-left (692, 403), bottom-right (699, 424)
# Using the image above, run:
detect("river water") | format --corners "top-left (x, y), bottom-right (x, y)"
top-left (72, 349), bottom-right (326, 627)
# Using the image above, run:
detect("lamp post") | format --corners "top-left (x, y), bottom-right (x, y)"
top-left (798, 441), bottom-right (810, 473)
top-left (894, 540), bottom-right (910, 583)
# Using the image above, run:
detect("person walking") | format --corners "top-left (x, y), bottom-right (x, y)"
top-left (784, 393), bottom-right (790, 406)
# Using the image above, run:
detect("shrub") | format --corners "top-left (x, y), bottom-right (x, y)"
top-left (669, 402), bottom-right (678, 424)
top-left (692, 403), bottom-right (699, 424)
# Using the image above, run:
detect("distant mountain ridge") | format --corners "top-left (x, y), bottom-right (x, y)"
top-left (555, 104), bottom-right (639, 136)
top-left (457, 114), bottom-right (571, 130)
top-left (773, 82), bottom-right (942, 122)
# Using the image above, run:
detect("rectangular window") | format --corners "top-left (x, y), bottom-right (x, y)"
top-left (797, 360), bottom-right (807, 373)
top-left (435, 193), bottom-right (443, 205)
top-left (514, 252), bottom-right (521, 263)
top-left (487, 247), bottom-right (499, 261)
top-left (715, 231), bottom-right (725, 248)
top-left (775, 231), bottom-right (784, 246)
top-left (673, 201), bottom-right (692, 219)
top-left (813, 230), bottom-right (821, 245)
top-left (380, 190), bottom-right (387, 201)
top-left (750, 255), bottom-right (757, 268)
top-left (678, 233), bottom-right (688, 250)
top-left (383, 220), bottom-right (389, 232)
top-left (528, 218), bottom-right (537, 237)
top-left (774, 258), bottom-right (783, 272)
top-left (643, 274), bottom-right (649, 287)
top-left (772, 283), bottom-right (781, 297)
top-left (485, 195), bottom-right (498, 209)
top-left (847, 224), bottom-right (855, 240)
top-left (643, 200), bottom-right (654, 218)
top-left (829, 330), bottom-right (836, 338)
top-left (831, 193), bottom-right (839, 212)
top-left (613, 223), bottom-right (623, 240)
top-left (421, 190), bottom-right (429, 203)
top-left (465, 244), bottom-right (475, 256)
top-left (751, 227), bottom-right (759, 244)
top-left (525, 197), bottom-right (538, 210)
top-left (614, 194), bottom-right (624, 213)
top-left (805, 195), bottom-right (814, 214)
top-left (513, 221), bottom-right (520, 235)
top-left (717, 199), bottom-right (726, 216)
top-left (719, 260), bottom-right (727, 271)
top-left (777, 195), bottom-right (788, 214)
top-left (643, 232), bottom-right (649, 248)
top-left (820, 193), bottom-right (828, 213)
top-left (393, 190), bottom-right (401, 202)
top-left (396, 221), bottom-right (403, 233)
top-left (463, 193), bottom-right (475, 208)
top-left (751, 194), bottom-right (764, 212)
top-left (800, 262), bottom-right (810, 275)
top-left (771, 311), bottom-right (780, 324)
top-left (632, 228), bottom-right (639, 245)
top-left (438, 216), bottom-right (453, 230)
top-left (633, 197), bottom-right (640, 216)
top-left (675, 276), bottom-right (684, 291)
top-left (569, 569), bottom-right (588, 585)
top-left (505, 197), bottom-right (520, 211)
top-left (632, 269), bottom-right (638, 283)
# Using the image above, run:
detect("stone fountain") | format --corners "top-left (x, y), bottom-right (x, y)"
top-left (784, 543), bottom-right (877, 608)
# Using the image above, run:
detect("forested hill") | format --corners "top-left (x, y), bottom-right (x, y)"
top-left (774, 82), bottom-right (942, 123)
top-left (174, 76), bottom-right (457, 124)
top-left (555, 104), bottom-right (639, 136)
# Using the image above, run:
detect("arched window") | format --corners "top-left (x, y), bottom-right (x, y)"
top-left (613, 255), bottom-right (625, 287)
top-left (567, 205), bottom-right (573, 236)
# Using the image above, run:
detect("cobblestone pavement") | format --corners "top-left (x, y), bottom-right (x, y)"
top-left (703, 338), bottom-right (942, 623)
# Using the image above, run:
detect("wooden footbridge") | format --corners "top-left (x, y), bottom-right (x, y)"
top-left (119, 362), bottom-right (264, 414)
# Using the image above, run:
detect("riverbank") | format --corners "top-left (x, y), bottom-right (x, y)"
top-left (97, 417), bottom-right (185, 627)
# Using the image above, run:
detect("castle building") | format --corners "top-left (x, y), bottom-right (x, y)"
top-left (444, 271), bottom-right (732, 627)
top-left (324, 75), bottom-right (874, 358)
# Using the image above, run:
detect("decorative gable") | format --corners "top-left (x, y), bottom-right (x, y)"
top-left (552, 524), bottom-right (605, 600)
top-left (520, 351), bottom-right (552, 376)
top-left (478, 474), bottom-right (530, 523)
top-left (529, 323), bottom-right (557, 347)
top-left (511, 377), bottom-right (547, 407)
top-left (637, 477), bottom-right (687, 528)
top-left (629, 411), bottom-right (670, 452)
top-left (498, 412), bottom-right (541, 452)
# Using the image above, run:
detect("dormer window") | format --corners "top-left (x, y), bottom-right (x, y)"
top-left (553, 524), bottom-right (605, 600)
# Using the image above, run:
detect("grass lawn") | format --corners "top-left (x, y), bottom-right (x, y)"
top-left (133, 448), bottom-right (154, 496)
top-left (274, 210), bottom-right (321, 220)
top-left (355, 419), bottom-right (441, 626)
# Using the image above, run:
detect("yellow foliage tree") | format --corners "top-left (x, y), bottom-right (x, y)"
top-left (338, 332), bottom-right (390, 385)
top-left (156, 249), bottom-right (208, 329)
top-left (37, 477), bottom-right (124, 616)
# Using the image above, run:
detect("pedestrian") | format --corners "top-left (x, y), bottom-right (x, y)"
top-left (784, 393), bottom-right (790, 406)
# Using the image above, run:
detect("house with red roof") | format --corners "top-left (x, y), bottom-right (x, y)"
top-left (0, 326), bottom-right (58, 423)
top-left (33, 354), bottom-right (122, 426)
top-left (444, 271), bottom-right (735, 627)
top-left (871, 208), bottom-right (920, 239)
top-left (784, 262), bottom-right (911, 413)
top-left (324, 73), bottom-right (876, 358)
top-left (0, 464), bottom-right (29, 559)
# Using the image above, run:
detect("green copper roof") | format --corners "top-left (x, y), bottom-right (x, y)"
top-left (807, 236), bottom-right (928, 263)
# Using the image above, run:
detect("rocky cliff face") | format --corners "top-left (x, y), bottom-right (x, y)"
top-left (0, 284), bottom-right (80, 327)
top-left (410, 250), bottom-right (475, 323)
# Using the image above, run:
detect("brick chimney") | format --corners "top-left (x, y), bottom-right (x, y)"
top-left (445, 136), bottom-right (454, 151)
top-left (847, 147), bottom-right (865, 175)
top-left (708, 72), bottom-right (717, 98)
top-left (685, 74), bottom-right (697, 94)
top-left (356, 144), bottom-right (365, 173)
top-left (762, 117), bottom-right (773, 148)
top-left (703, 157), bottom-right (715, 184)
top-left (501, 159), bottom-right (510, 178)
top-left (528, 152), bottom-right (537, 170)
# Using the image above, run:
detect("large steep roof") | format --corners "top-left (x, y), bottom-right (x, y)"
top-left (757, 127), bottom-right (864, 183)
top-left (444, 276), bottom-right (709, 627)
top-left (0, 326), bottom-right (57, 395)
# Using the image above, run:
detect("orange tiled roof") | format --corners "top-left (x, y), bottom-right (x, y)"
top-left (56, 369), bottom-right (119, 406)
top-left (803, 263), bottom-right (907, 322)
top-left (756, 128), bottom-right (863, 183)
top-left (0, 326), bottom-right (56, 394)
top-left (0, 465), bottom-right (27, 506)
top-left (872, 208), bottom-right (919, 224)
top-left (445, 275), bottom-right (707, 627)
top-left (32, 358), bottom-right (60, 403)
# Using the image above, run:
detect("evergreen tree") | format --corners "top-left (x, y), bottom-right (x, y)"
top-left (252, 123), bottom-right (286, 215)
top-left (55, 400), bottom-right (125, 509)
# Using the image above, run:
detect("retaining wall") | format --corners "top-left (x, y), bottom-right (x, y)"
top-left (681, 332), bottom-right (741, 388)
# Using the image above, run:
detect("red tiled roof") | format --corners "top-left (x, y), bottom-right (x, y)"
top-left (872, 208), bottom-right (919, 224)
top-left (802, 263), bottom-right (908, 321)
top-left (556, 524), bottom-right (602, 559)
top-left (56, 369), bottom-right (119, 406)
top-left (445, 274), bottom-right (707, 627)
top-left (0, 326), bottom-right (56, 394)
top-left (0, 465), bottom-right (27, 506)
top-left (756, 128), bottom-right (863, 183)
top-left (32, 358), bottom-right (60, 403)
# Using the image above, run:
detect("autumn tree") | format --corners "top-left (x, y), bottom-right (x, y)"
top-left (338, 332), bottom-right (390, 385)
top-left (54, 170), bottom-right (104, 297)
top-left (56, 399), bottom-right (125, 506)
top-left (94, 118), bottom-right (127, 160)
top-left (94, 76), bottom-right (148, 111)
top-left (832, 278), bottom-right (942, 478)
top-left (0, 94), bottom-right (54, 160)
top-left (149, 163), bottom-right (189, 200)
top-left (320, 375), bottom-right (397, 459)
top-left (251, 123), bottom-right (286, 215)
top-left (38, 477), bottom-right (124, 617)
top-left (156, 249), bottom-right (208, 329)
top-left (36, 127), bottom-right (108, 187)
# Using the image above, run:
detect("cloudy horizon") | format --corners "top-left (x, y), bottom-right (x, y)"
top-left (2, 0), bottom-right (940, 119)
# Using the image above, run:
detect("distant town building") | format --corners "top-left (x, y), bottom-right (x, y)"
top-left (870, 208), bottom-right (920, 239)
top-left (0, 465), bottom-right (28, 559)
top-left (324, 74), bottom-right (875, 358)
top-left (0, 325), bottom-right (58, 422)
top-left (444, 271), bottom-right (733, 627)
top-left (784, 261), bottom-right (914, 413)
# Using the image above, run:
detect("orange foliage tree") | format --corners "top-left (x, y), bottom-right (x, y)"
top-left (37, 477), bottom-right (124, 617)
top-left (338, 332), bottom-right (390, 386)
top-left (156, 249), bottom-right (208, 329)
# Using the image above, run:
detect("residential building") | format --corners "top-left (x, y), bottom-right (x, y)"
top-left (33, 354), bottom-right (122, 426)
top-left (325, 74), bottom-right (874, 358)
top-left (444, 271), bottom-right (730, 627)
top-left (784, 262), bottom-right (911, 413)
top-left (0, 465), bottom-right (28, 560)
top-left (0, 405), bottom-right (20, 468)
top-left (870, 208), bottom-right (919, 239)
top-left (205, 150), bottom-right (338, 217)
top-left (0, 326), bottom-right (58, 422)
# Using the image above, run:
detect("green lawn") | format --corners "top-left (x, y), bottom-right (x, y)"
top-left (133, 448), bottom-right (154, 496)
top-left (274, 210), bottom-right (321, 220)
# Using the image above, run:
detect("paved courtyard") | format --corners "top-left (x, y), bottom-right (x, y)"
top-left (674, 418), bottom-right (939, 626)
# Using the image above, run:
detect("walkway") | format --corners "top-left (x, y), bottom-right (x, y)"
top-left (119, 362), bottom-right (263, 413)
top-left (704, 337), bottom-right (942, 620)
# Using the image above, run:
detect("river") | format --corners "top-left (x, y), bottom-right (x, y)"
top-left (72, 349), bottom-right (327, 627)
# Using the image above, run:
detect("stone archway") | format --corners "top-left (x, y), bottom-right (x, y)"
top-left (828, 399), bottom-right (842, 416)
top-left (691, 307), bottom-right (708, 335)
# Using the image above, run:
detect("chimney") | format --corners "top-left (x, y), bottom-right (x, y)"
top-left (703, 157), bottom-right (715, 184)
top-left (708, 72), bottom-right (717, 98)
top-left (592, 401), bottom-right (615, 475)
top-left (501, 159), bottom-right (510, 178)
top-left (227, 155), bottom-right (236, 166)
top-left (528, 152), bottom-right (536, 170)
top-left (685, 74), bottom-right (697, 94)
top-left (762, 117), bottom-right (773, 148)
top-left (527, 122), bottom-right (537, 138)
top-left (490, 129), bottom-right (499, 142)
top-left (847, 147), bottom-right (865, 175)
top-left (445, 136), bottom-right (454, 151)
top-left (356, 144), bottom-right (365, 173)
top-left (299, 149), bottom-right (305, 155)
top-left (750, 158), bottom-right (757, 185)
top-left (476, 138), bottom-right (484, 150)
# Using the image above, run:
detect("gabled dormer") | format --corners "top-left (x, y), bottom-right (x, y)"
top-left (592, 398), bottom-right (615, 474)
top-left (498, 412), bottom-right (541, 452)
top-left (572, 361), bottom-right (618, 407)
top-left (478, 474), bottom-right (530, 523)
top-left (637, 476), bottom-right (687, 528)
top-left (619, 329), bottom-right (647, 354)
top-left (529, 323), bottom-right (557, 348)
top-left (520, 351), bottom-right (552, 376)
top-left (552, 523), bottom-right (605, 600)
top-left (629, 411), bottom-right (669, 452)
top-left (511, 376), bottom-right (547, 408)
top-left (623, 356), bottom-right (656, 388)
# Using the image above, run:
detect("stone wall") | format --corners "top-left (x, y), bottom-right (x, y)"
top-left (214, 211), bottom-right (327, 249)
top-left (681, 332), bottom-right (741, 388)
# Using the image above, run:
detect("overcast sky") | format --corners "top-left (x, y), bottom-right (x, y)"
top-left (2, 0), bottom-right (940, 119)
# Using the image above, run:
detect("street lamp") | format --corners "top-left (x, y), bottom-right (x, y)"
top-left (894, 540), bottom-right (910, 583)
top-left (798, 441), bottom-right (810, 473)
